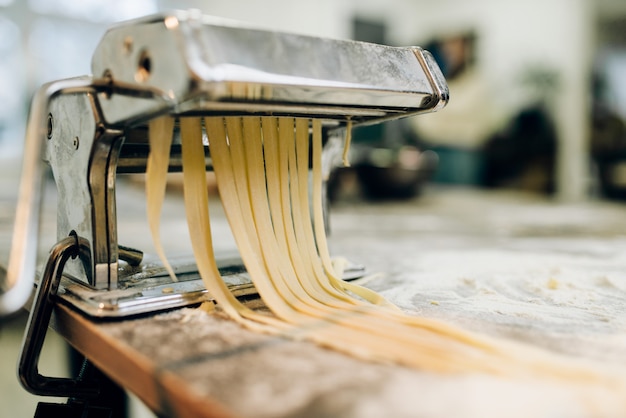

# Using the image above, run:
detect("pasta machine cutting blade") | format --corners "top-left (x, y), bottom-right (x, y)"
top-left (2, 9), bottom-right (447, 320)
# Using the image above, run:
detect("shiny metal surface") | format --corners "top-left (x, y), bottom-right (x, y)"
top-left (1, 9), bottom-right (448, 318)
top-left (45, 91), bottom-right (124, 290)
top-left (55, 253), bottom-right (366, 318)
top-left (0, 78), bottom-right (98, 318)
top-left (92, 10), bottom-right (448, 127)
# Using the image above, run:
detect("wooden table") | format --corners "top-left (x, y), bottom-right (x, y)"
top-left (19, 184), bottom-right (626, 417)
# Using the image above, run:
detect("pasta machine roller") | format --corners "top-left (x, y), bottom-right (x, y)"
top-left (1, 7), bottom-right (448, 399)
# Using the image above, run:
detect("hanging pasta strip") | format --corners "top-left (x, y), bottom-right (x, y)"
top-left (256, 119), bottom-right (438, 349)
top-left (275, 120), bottom-right (372, 310)
top-left (211, 117), bottom-right (486, 368)
top-left (261, 120), bottom-right (374, 312)
top-left (261, 117), bottom-right (291, 257)
top-left (208, 117), bottom-right (327, 328)
top-left (291, 118), bottom-right (362, 304)
top-left (283, 119), bottom-right (357, 306)
top-left (228, 117), bottom-right (493, 363)
top-left (341, 119), bottom-right (352, 167)
top-left (225, 117), bottom-right (317, 315)
top-left (239, 117), bottom-right (329, 314)
top-left (179, 117), bottom-right (287, 332)
top-left (294, 119), bottom-right (393, 307)
top-left (233, 118), bottom-right (375, 321)
top-left (216, 116), bottom-right (520, 372)
top-left (310, 120), bottom-right (398, 308)
top-left (146, 116), bottom-right (177, 281)
top-left (212, 117), bottom-right (442, 365)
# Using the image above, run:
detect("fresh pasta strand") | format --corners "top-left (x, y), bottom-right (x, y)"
top-left (210, 116), bottom-right (509, 372)
top-left (179, 117), bottom-right (289, 333)
top-left (310, 119), bottom-right (400, 309)
top-left (146, 116), bottom-right (177, 281)
top-left (341, 119), bottom-right (352, 167)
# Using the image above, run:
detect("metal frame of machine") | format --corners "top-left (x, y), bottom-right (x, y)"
top-left (0, 9), bottom-right (448, 410)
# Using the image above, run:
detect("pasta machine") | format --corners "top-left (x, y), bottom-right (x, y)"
top-left (0, 9), bottom-right (448, 402)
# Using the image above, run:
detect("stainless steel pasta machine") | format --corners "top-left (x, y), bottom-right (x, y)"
top-left (0, 9), bottom-right (448, 403)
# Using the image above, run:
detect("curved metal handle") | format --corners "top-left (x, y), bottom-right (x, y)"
top-left (0, 78), bottom-right (97, 318)
top-left (18, 235), bottom-right (100, 398)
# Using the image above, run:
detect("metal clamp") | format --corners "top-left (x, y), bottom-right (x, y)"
top-left (18, 235), bottom-right (100, 398)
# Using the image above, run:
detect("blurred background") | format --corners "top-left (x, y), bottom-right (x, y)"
top-left (1, 0), bottom-right (626, 416)
top-left (0, 0), bottom-right (626, 202)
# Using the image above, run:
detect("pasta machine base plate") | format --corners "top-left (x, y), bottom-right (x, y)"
top-left (52, 253), bottom-right (366, 319)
